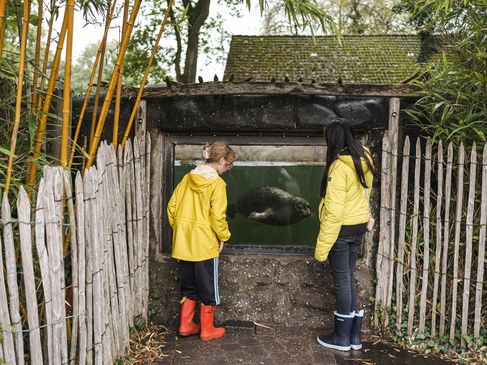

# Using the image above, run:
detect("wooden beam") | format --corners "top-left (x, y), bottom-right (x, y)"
top-left (136, 81), bottom-right (418, 99)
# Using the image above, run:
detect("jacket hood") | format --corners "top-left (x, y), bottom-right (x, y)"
top-left (337, 154), bottom-right (372, 174)
top-left (188, 165), bottom-right (219, 193)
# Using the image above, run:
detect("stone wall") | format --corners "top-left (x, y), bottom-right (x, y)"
top-left (149, 251), bottom-right (374, 330)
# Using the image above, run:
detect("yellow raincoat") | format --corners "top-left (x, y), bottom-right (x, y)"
top-left (314, 154), bottom-right (373, 262)
top-left (167, 165), bottom-right (231, 261)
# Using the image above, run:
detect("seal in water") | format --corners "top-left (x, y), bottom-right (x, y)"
top-left (227, 186), bottom-right (311, 226)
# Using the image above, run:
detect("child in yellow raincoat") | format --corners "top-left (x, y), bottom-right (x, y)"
top-left (167, 142), bottom-right (235, 341)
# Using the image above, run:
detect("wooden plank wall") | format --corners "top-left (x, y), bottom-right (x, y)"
top-left (0, 134), bottom-right (150, 364)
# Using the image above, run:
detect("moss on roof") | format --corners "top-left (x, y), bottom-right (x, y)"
top-left (223, 35), bottom-right (437, 84)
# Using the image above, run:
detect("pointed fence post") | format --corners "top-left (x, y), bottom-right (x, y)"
top-left (450, 143), bottom-right (465, 341)
top-left (407, 138), bottom-right (421, 336)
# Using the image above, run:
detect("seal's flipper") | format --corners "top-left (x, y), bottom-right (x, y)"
top-left (248, 208), bottom-right (273, 222)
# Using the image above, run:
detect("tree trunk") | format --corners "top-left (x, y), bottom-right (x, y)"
top-left (181, 0), bottom-right (210, 83)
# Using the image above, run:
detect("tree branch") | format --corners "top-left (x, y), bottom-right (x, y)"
top-left (168, 0), bottom-right (182, 81)
top-left (181, 0), bottom-right (210, 83)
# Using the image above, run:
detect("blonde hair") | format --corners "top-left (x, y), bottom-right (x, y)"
top-left (203, 142), bottom-right (235, 164)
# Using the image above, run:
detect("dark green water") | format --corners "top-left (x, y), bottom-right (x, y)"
top-left (174, 165), bottom-right (323, 246)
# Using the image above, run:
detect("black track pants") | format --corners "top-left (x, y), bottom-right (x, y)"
top-left (180, 258), bottom-right (220, 306)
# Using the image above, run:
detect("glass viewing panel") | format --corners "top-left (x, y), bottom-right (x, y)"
top-left (174, 145), bottom-right (326, 246)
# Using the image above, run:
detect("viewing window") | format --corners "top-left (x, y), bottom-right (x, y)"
top-left (174, 141), bottom-right (326, 253)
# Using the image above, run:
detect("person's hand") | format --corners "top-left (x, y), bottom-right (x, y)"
top-left (219, 241), bottom-right (225, 253)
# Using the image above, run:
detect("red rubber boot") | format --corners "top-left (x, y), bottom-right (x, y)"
top-left (199, 304), bottom-right (225, 341)
top-left (179, 297), bottom-right (200, 336)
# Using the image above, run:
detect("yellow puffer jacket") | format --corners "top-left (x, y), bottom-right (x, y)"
top-left (314, 153), bottom-right (373, 262)
top-left (167, 165), bottom-right (231, 261)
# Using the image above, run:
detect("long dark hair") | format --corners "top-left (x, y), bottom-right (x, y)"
top-left (320, 120), bottom-right (376, 197)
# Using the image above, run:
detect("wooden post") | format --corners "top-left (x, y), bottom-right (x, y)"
top-left (43, 168), bottom-right (62, 365)
top-left (407, 138), bottom-right (421, 336)
top-left (385, 97), bottom-right (400, 312)
top-left (418, 139), bottom-right (432, 333)
top-left (431, 140), bottom-right (444, 338)
top-left (151, 132), bottom-right (164, 251)
top-left (461, 143), bottom-right (476, 347)
top-left (35, 179), bottom-right (54, 363)
top-left (83, 168), bottom-right (95, 364)
top-left (374, 132), bottom-right (390, 329)
top-left (63, 170), bottom-right (79, 364)
top-left (124, 140), bottom-right (136, 325)
top-left (18, 187), bottom-right (43, 365)
top-left (52, 168), bottom-right (69, 364)
top-left (0, 193), bottom-right (16, 364)
top-left (75, 173), bottom-right (88, 365)
top-left (395, 136), bottom-right (410, 325)
top-left (135, 100), bottom-right (147, 141)
top-left (439, 142), bottom-right (453, 337)
top-left (2, 192), bottom-right (25, 364)
top-left (450, 143), bottom-right (465, 341)
top-left (473, 144), bottom-right (487, 337)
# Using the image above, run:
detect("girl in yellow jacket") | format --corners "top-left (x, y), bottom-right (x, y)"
top-left (167, 142), bottom-right (235, 341)
top-left (315, 120), bottom-right (376, 352)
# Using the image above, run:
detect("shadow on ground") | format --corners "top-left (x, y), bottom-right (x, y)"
top-left (155, 325), bottom-right (454, 365)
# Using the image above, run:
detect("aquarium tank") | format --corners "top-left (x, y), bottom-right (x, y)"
top-left (174, 144), bottom-right (326, 248)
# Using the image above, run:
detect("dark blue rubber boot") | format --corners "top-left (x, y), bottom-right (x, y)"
top-left (350, 310), bottom-right (364, 350)
top-left (317, 311), bottom-right (354, 351)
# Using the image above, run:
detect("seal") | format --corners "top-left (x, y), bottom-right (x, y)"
top-left (228, 186), bottom-right (311, 226)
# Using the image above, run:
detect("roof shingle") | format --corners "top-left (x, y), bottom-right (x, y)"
top-left (223, 35), bottom-right (436, 84)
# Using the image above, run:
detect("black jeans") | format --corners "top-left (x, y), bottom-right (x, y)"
top-left (328, 234), bottom-right (363, 315)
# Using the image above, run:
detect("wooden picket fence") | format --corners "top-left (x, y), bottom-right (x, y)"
top-left (375, 134), bottom-right (486, 346)
top-left (0, 135), bottom-right (150, 364)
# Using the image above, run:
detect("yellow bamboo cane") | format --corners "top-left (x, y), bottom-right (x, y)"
top-left (60, 0), bottom-right (75, 167)
top-left (67, 0), bottom-right (118, 168)
top-left (26, 11), bottom-right (69, 188)
top-left (113, 0), bottom-right (129, 147)
top-left (0, 0), bottom-right (8, 58)
top-left (89, 59), bottom-right (107, 150)
top-left (86, 0), bottom-right (143, 168)
top-left (5, 0), bottom-right (30, 193)
top-left (32, 0), bottom-right (43, 108)
top-left (36, 3), bottom-right (56, 115)
top-left (121, 0), bottom-right (173, 149)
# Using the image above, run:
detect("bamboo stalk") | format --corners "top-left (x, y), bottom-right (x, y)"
top-left (121, 0), bottom-right (174, 149)
top-left (32, 0), bottom-right (43, 108)
top-left (26, 10), bottom-right (69, 188)
top-left (0, 0), bottom-right (7, 58)
top-left (113, 0), bottom-right (129, 147)
top-left (68, 0), bottom-right (118, 168)
top-left (5, 0), bottom-right (30, 193)
top-left (86, 0), bottom-right (143, 168)
top-left (36, 0), bottom-right (56, 114)
top-left (61, 0), bottom-right (75, 166)
top-left (89, 3), bottom-right (112, 150)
